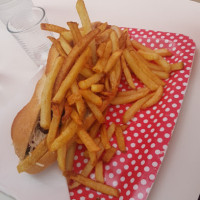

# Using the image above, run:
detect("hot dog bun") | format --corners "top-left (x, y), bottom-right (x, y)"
top-left (11, 45), bottom-right (59, 173)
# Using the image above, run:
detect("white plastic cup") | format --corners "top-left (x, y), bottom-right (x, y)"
top-left (0, 0), bottom-right (33, 25)
top-left (7, 6), bottom-right (52, 67)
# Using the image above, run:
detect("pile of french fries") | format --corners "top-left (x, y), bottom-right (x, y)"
top-left (17, 0), bottom-right (184, 198)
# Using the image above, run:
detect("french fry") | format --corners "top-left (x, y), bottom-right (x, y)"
top-left (130, 50), bottom-right (166, 86)
top-left (142, 59), bottom-right (163, 72)
top-left (132, 40), bottom-right (171, 72)
top-left (154, 55), bottom-right (171, 72)
top-left (40, 56), bottom-right (64, 130)
top-left (170, 62), bottom-right (184, 71)
top-left (121, 55), bottom-right (135, 89)
top-left (59, 36), bottom-right (72, 55)
top-left (115, 125), bottom-right (126, 152)
top-left (77, 129), bottom-right (100, 152)
top-left (69, 137), bottom-right (105, 189)
top-left (152, 70), bottom-right (170, 79)
top-left (53, 28), bottom-right (100, 94)
top-left (95, 29), bottom-right (113, 44)
top-left (41, 23), bottom-right (68, 33)
top-left (120, 124), bottom-right (128, 131)
top-left (76, 0), bottom-right (97, 63)
top-left (86, 100), bottom-right (105, 123)
top-left (67, 173), bottom-right (119, 197)
top-left (50, 120), bottom-right (78, 152)
top-left (110, 31), bottom-right (119, 51)
top-left (104, 50), bottom-right (123, 73)
top-left (131, 39), bottom-right (153, 52)
top-left (100, 124), bottom-right (111, 149)
top-left (107, 122), bottom-right (116, 139)
top-left (67, 93), bottom-right (82, 105)
top-left (67, 22), bottom-right (82, 44)
top-left (123, 93), bottom-right (153, 123)
top-left (80, 89), bottom-right (102, 106)
top-left (89, 121), bottom-right (101, 138)
top-left (57, 144), bottom-right (67, 172)
top-left (111, 87), bottom-right (150, 105)
top-left (91, 84), bottom-right (104, 93)
top-left (95, 161), bottom-right (104, 183)
top-left (45, 45), bottom-right (59, 75)
top-left (138, 49), bottom-right (159, 61)
top-left (93, 40), bottom-right (112, 73)
top-left (61, 31), bottom-right (74, 43)
top-left (78, 73), bottom-right (104, 89)
top-left (70, 109), bottom-right (83, 125)
top-left (61, 102), bottom-right (73, 124)
top-left (48, 36), bottom-right (67, 57)
top-left (96, 22), bottom-right (108, 33)
top-left (71, 81), bottom-right (86, 119)
top-left (102, 146), bottom-right (117, 163)
top-left (66, 142), bottom-right (77, 183)
top-left (89, 138), bottom-right (101, 165)
top-left (105, 76), bottom-right (111, 91)
top-left (17, 139), bottom-right (48, 173)
top-left (53, 47), bottom-right (91, 103)
top-left (110, 25), bottom-right (122, 38)
top-left (141, 86), bottom-right (164, 109)
top-left (80, 67), bottom-right (94, 78)
top-left (119, 30), bottom-right (128, 49)
top-left (97, 42), bottom-right (106, 57)
top-left (154, 48), bottom-right (172, 57)
top-left (123, 49), bottom-right (159, 91)
top-left (47, 103), bottom-right (64, 148)
top-left (89, 151), bottom-right (97, 166)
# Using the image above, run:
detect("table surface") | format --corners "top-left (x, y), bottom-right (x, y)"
top-left (1, 0), bottom-right (200, 200)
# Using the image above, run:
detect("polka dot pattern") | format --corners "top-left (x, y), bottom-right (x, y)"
top-left (70, 28), bottom-right (195, 200)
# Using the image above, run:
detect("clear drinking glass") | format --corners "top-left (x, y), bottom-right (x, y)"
top-left (0, 0), bottom-right (33, 25)
top-left (7, 6), bottom-right (51, 67)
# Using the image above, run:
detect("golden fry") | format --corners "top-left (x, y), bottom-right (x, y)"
top-left (67, 173), bottom-right (119, 197)
top-left (123, 93), bottom-right (153, 123)
top-left (53, 47), bottom-right (91, 103)
top-left (115, 125), bottom-right (126, 152)
top-left (121, 55), bottom-right (135, 89)
top-left (100, 124), bottom-right (111, 149)
top-left (50, 120), bottom-right (78, 152)
top-left (57, 144), bottom-right (67, 172)
top-left (86, 100), bottom-right (105, 123)
top-left (102, 146), bottom-right (117, 163)
top-left (154, 48), bottom-right (172, 57)
top-left (54, 28), bottom-right (100, 94)
top-left (123, 49), bottom-right (159, 91)
top-left (47, 103), bottom-right (64, 148)
top-left (170, 62), bottom-right (184, 71)
top-left (80, 89), bottom-right (102, 106)
top-left (104, 50), bottom-right (123, 73)
top-left (138, 49), bottom-right (159, 61)
top-left (91, 84), bottom-right (104, 93)
top-left (77, 129), bottom-right (100, 152)
top-left (95, 161), bottom-right (104, 183)
top-left (78, 73), bottom-right (104, 89)
top-left (40, 56), bottom-right (64, 129)
top-left (59, 36), bottom-right (72, 55)
top-left (142, 86), bottom-right (164, 109)
top-left (111, 87), bottom-right (150, 105)
top-left (71, 81), bottom-right (86, 119)
top-left (48, 36), bottom-right (67, 57)
top-left (41, 23), bottom-right (68, 33)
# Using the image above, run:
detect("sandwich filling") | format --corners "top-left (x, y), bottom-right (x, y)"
top-left (25, 119), bottom-right (47, 156)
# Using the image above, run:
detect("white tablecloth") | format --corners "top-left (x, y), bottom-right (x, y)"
top-left (1, 0), bottom-right (200, 200)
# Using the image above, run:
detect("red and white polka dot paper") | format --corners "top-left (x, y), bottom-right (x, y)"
top-left (70, 28), bottom-right (196, 200)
